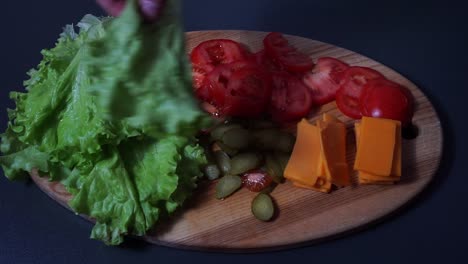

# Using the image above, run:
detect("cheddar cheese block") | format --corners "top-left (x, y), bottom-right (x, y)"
top-left (285, 114), bottom-right (350, 193)
top-left (354, 117), bottom-right (402, 184)
top-left (293, 181), bottom-right (332, 193)
top-left (322, 113), bottom-right (344, 124)
top-left (354, 117), bottom-right (398, 176)
top-left (317, 119), bottom-right (350, 187)
top-left (391, 123), bottom-right (402, 177)
top-left (359, 171), bottom-right (400, 182)
top-left (284, 119), bottom-right (323, 186)
top-left (359, 178), bottom-right (395, 185)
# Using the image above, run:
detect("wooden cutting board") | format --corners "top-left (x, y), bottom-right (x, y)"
top-left (31, 31), bottom-right (443, 251)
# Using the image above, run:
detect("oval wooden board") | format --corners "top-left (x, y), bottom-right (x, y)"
top-left (31, 30), bottom-right (443, 251)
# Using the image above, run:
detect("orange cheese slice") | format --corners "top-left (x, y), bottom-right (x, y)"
top-left (354, 117), bottom-right (398, 176)
top-left (392, 122), bottom-right (402, 177)
top-left (293, 180), bottom-right (332, 193)
top-left (285, 114), bottom-right (350, 193)
top-left (354, 118), bottom-right (402, 184)
top-left (317, 118), bottom-right (350, 187)
top-left (322, 113), bottom-right (344, 124)
top-left (359, 171), bottom-right (400, 182)
top-left (284, 119), bottom-right (323, 186)
top-left (359, 178), bottom-right (395, 185)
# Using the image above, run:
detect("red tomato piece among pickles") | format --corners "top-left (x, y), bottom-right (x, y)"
top-left (270, 72), bottom-right (313, 123)
top-left (303, 57), bottom-right (350, 105)
top-left (263, 32), bottom-right (314, 73)
top-left (242, 170), bottom-right (273, 192)
top-left (336, 66), bottom-right (385, 119)
top-left (360, 78), bottom-right (414, 125)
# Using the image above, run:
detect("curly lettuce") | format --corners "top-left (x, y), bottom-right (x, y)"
top-left (0, 0), bottom-right (208, 245)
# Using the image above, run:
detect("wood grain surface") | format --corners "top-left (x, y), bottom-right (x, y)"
top-left (30, 31), bottom-right (443, 251)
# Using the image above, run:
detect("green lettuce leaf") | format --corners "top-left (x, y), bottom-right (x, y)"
top-left (0, 0), bottom-right (208, 245)
top-left (86, 0), bottom-right (210, 138)
top-left (69, 147), bottom-right (147, 245)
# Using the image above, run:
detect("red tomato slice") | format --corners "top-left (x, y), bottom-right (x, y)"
top-left (192, 63), bottom-right (214, 90)
top-left (204, 60), bottom-right (259, 106)
top-left (336, 88), bottom-right (362, 119)
top-left (343, 66), bottom-right (384, 85)
top-left (360, 78), bottom-right (414, 125)
top-left (303, 57), bottom-right (350, 105)
top-left (222, 68), bottom-right (272, 117)
top-left (336, 66), bottom-right (386, 119)
top-left (242, 170), bottom-right (273, 192)
top-left (263, 32), bottom-right (314, 73)
top-left (270, 72), bottom-right (313, 123)
top-left (190, 39), bottom-right (250, 67)
top-left (255, 49), bottom-right (282, 72)
top-left (194, 81), bottom-right (211, 102)
top-left (203, 61), bottom-right (271, 117)
top-left (200, 102), bottom-right (219, 117)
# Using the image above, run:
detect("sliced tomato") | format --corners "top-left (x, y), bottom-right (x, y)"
top-left (360, 78), bottom-right (414, 125)
top-left (303, 57), bottom-right (350, 105)
top-left (203, 61), bottom-right (271, 117)
top-left (190, 39), bottom-right (250, 68)
top-left (336, 88), bottom-right (362, 119)
top-left (221, 67), bottom-right (272, 117)
top-left (242, 170), bottom-right (273, 192)
top-left (200, 102), bottom-right (219, 117)
top-left (336, 66), bottom-right (386, 119)
top-left (269, 72), bottom-right (313, 123)
top-left (204, 60), bottom-right (259, 106)
top-left (263, 32), bottom-right (314, 73)
top-left (194, 81), bottom-right (211, 102)
top-left (255, 49), bottom-right (282, 72)
top-left (343, 66), bottom-right (384, 84)
top-left (192, 63), bottom-right (214, 90)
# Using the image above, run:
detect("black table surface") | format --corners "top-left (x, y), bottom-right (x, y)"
top-left (1, 0), bottom-right (467, 263)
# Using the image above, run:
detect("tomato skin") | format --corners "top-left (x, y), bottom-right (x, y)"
top-left (242, 170), bottom-right (273, 192)
top-left (360, 78), bottom-right (414, 125)
top-left (263, 32), bottom-right (314, 73)
top-left (303, 57), bottom-right (350, 105)
top-left (335, 66), bottom-right (385, 119)
top-left (269, 72), bottom-right (313, 123)
top-left (190, 39), bottom-right (250, 67)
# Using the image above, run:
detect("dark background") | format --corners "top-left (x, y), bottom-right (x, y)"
top-left (1, 0), bottom-right (467, 263)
